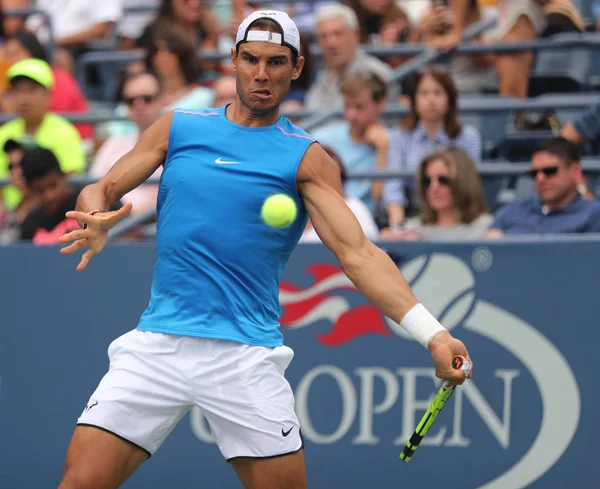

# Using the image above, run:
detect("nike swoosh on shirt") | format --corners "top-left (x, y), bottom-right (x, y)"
top-left (215, 157), bottom-right (240, 165)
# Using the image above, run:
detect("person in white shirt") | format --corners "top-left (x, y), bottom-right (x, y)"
top-left (301, 146), bottom-right (380, 243)
top-left (89, 71), bottom-right (163, 214)
top-left (26, 0), bottom-right (122, 48)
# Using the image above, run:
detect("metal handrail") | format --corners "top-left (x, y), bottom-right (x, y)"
top-left (3, 159), bottom-right (600, 189)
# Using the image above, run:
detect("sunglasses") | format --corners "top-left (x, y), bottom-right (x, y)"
top-left (422, 175), bottom-right (452, 188)
top-left (527, 166), bottom-right (559, 179)
top-left (124, 94), bottom-right (158, 106)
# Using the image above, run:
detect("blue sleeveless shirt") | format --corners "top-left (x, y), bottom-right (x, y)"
top-left (136, 106), bottom-right (315, 347)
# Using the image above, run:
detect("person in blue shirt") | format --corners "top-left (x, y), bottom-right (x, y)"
top-left (486, 137), bottom-right (600, 238)
top-left (55, 10), bottom-right (472, 489)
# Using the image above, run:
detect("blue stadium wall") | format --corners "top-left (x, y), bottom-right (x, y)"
top-left (1, 239), bottom-right (598, 488)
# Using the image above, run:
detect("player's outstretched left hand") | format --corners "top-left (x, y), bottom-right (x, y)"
top-left (428, 331), bottom-right (473, 388)
top-left (58, 203), bottom-right (133, 272)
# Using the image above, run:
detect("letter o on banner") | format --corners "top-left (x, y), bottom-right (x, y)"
top-left (295, 365), bottom-right (357, 444)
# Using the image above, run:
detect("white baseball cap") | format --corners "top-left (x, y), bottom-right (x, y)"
top-left (235, 10), bottom-right (301, 56)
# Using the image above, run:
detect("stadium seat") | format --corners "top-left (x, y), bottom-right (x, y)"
top-left (528, 34), bottom-right (592, 97)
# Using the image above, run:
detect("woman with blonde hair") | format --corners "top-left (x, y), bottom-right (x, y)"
top-left (381, 147), bottom-right (492, 240)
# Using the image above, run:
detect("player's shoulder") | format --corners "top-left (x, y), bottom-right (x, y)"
top-left (171, 107), bottom-right (221, 119)
top-left (278, 116), bottom-right (315, 142)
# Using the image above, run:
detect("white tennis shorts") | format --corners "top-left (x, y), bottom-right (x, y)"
top-left (77, 330), bottom-right (303, 460)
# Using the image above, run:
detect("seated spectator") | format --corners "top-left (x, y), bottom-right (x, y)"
top-left (105, 24), bottom-right (213, 138)
top-left (146, 24), bottom-right (213, 110)
top-left (213, 75), bottom-right (237, 108)
top-left (2, 31), bottom-right (93, 140)
top-left (381, 147), bottom-right (492, 241)
top-left (383, 67), bottom-right (481, 228)
top-left (89, 72), bottom-right (163, 214)
top-left (305, 4), bottom-right (393, 111)
top-left (0, 139), bottom-right (39, 244)
top-left (137, 0), bottom-right (224, 79)
top-left (342, 0), bottom-right (411, 45)
top-left (18, 148), bottom-right (120, 245)
top-left (25, 0), bottom-right (123, 86)
top-left (486, 137), bottom-right (600, 237)
top-left (269, 2), bottom-right (337, 33)
top-left (301, 146), bottom-right (379, 243)
top-left (2, 1), bottom-right (29, 38)
top-left (409, 0), bottom-right (496, 93)
top-left (119, 0), bottom-right (161, 50)
top-left (311, 70), bottom-right (390, 213)
top-left (0, 59), bottom-right (85, 211)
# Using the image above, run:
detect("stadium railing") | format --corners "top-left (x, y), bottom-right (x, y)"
top-left (0, 93), bottom-right (594, 125)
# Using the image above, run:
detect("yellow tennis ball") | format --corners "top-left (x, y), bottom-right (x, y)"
top-left (261, 194), bottom-right (297, 228)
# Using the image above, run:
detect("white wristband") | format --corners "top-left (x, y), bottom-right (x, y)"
top-left (399, 303), bottom-right (447, 349)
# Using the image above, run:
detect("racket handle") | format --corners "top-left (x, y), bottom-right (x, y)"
top-left (443, 355), bottom-right (472, 389)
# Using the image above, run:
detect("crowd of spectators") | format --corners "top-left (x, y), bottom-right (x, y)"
top-left (0, 0), bottom-right (599, 245)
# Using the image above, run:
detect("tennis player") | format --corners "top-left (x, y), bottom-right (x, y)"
top-left (57, 10), bottom-right (473, 489)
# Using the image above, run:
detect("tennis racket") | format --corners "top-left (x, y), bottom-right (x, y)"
top-left (400, 355), bottom-right (472, 463)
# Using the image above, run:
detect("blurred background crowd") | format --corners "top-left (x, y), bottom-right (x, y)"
top-left (0, 0), bottom-right (600, 246)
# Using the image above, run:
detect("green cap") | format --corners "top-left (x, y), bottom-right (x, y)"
top-left (7, 58), bottom-right (54, 89)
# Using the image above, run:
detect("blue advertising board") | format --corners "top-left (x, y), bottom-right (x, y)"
top-left (0, 239), bottom-right (598, 488)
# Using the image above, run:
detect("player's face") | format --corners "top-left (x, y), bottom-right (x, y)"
top-left (415, 74), bottom-right (449, 124)
top-left (233, 42), bottom-right (304, 115)
top-left (530, 151), bottom-right (579, 206)
top-left (424, 158), bottom-right (455, 213)
top-left (28, 172), bottom-right (70, 215)
top-left (343, 88), bottom-right (382, 134)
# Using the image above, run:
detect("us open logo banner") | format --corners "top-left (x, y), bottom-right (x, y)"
top-left (191, 250), bottom-right (581, 489)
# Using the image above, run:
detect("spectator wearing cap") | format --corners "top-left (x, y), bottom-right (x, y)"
top-left (19, 147), bottom-right (120, 245)
top-left (2, 30), bottom-right (93, 141)
top-left (305, 4), bottom-right (393, 111)
top-left (486, 138), bottom-right (600, 237)
top-left (0, 139), bottom-right (39, 244)
top-left (0, 58), bottom-right (85, 211)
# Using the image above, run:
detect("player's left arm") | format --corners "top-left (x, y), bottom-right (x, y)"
top-left (298, 144), bottom-right (472, 385)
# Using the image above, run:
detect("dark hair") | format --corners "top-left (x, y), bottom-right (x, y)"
top-left (340, 70), bottom-right (387, 102)
top-left (322, 146), bottom-right (347, 184)
top-left (20, 147), bottom-right (62, 185)
top-left (6, 30), bottom-right (48, 62)
top-left (146, 22), bottom-right (201, 83)
top-left (408, 67), bottom-right (462, 139)
top-left (3, 138), bottom-right (22, 153)
top-left (533, 137), bottom-right (580, 165)
top-left (236, 18), bottom-right (299, 67)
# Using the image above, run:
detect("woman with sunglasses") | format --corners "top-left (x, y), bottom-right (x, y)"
top-left (381, 147), bottom-right (492, 241)
top-left (382, 67), bottom-right (482, 230)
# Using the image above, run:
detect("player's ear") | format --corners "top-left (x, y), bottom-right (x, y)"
top-left (291, 56), bottom-right (305, 81)
top-left (231, 48), bottom-right (237, 71)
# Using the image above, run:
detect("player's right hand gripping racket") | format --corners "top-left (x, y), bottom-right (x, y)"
top-left (400, 355), bottom-right (472, 463)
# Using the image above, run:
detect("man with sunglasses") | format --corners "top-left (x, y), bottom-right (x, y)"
top-left (55, 10), bottom-right (472, 489)
top-left (486, 137), bottom-right (600, 238)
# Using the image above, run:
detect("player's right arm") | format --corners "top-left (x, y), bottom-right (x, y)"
top-left (298, 143), bottom-right (471, 386)
top-left (58, 111), bottom-right (173, 272)
top-left (75, 110), bottom-right (173, 213)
